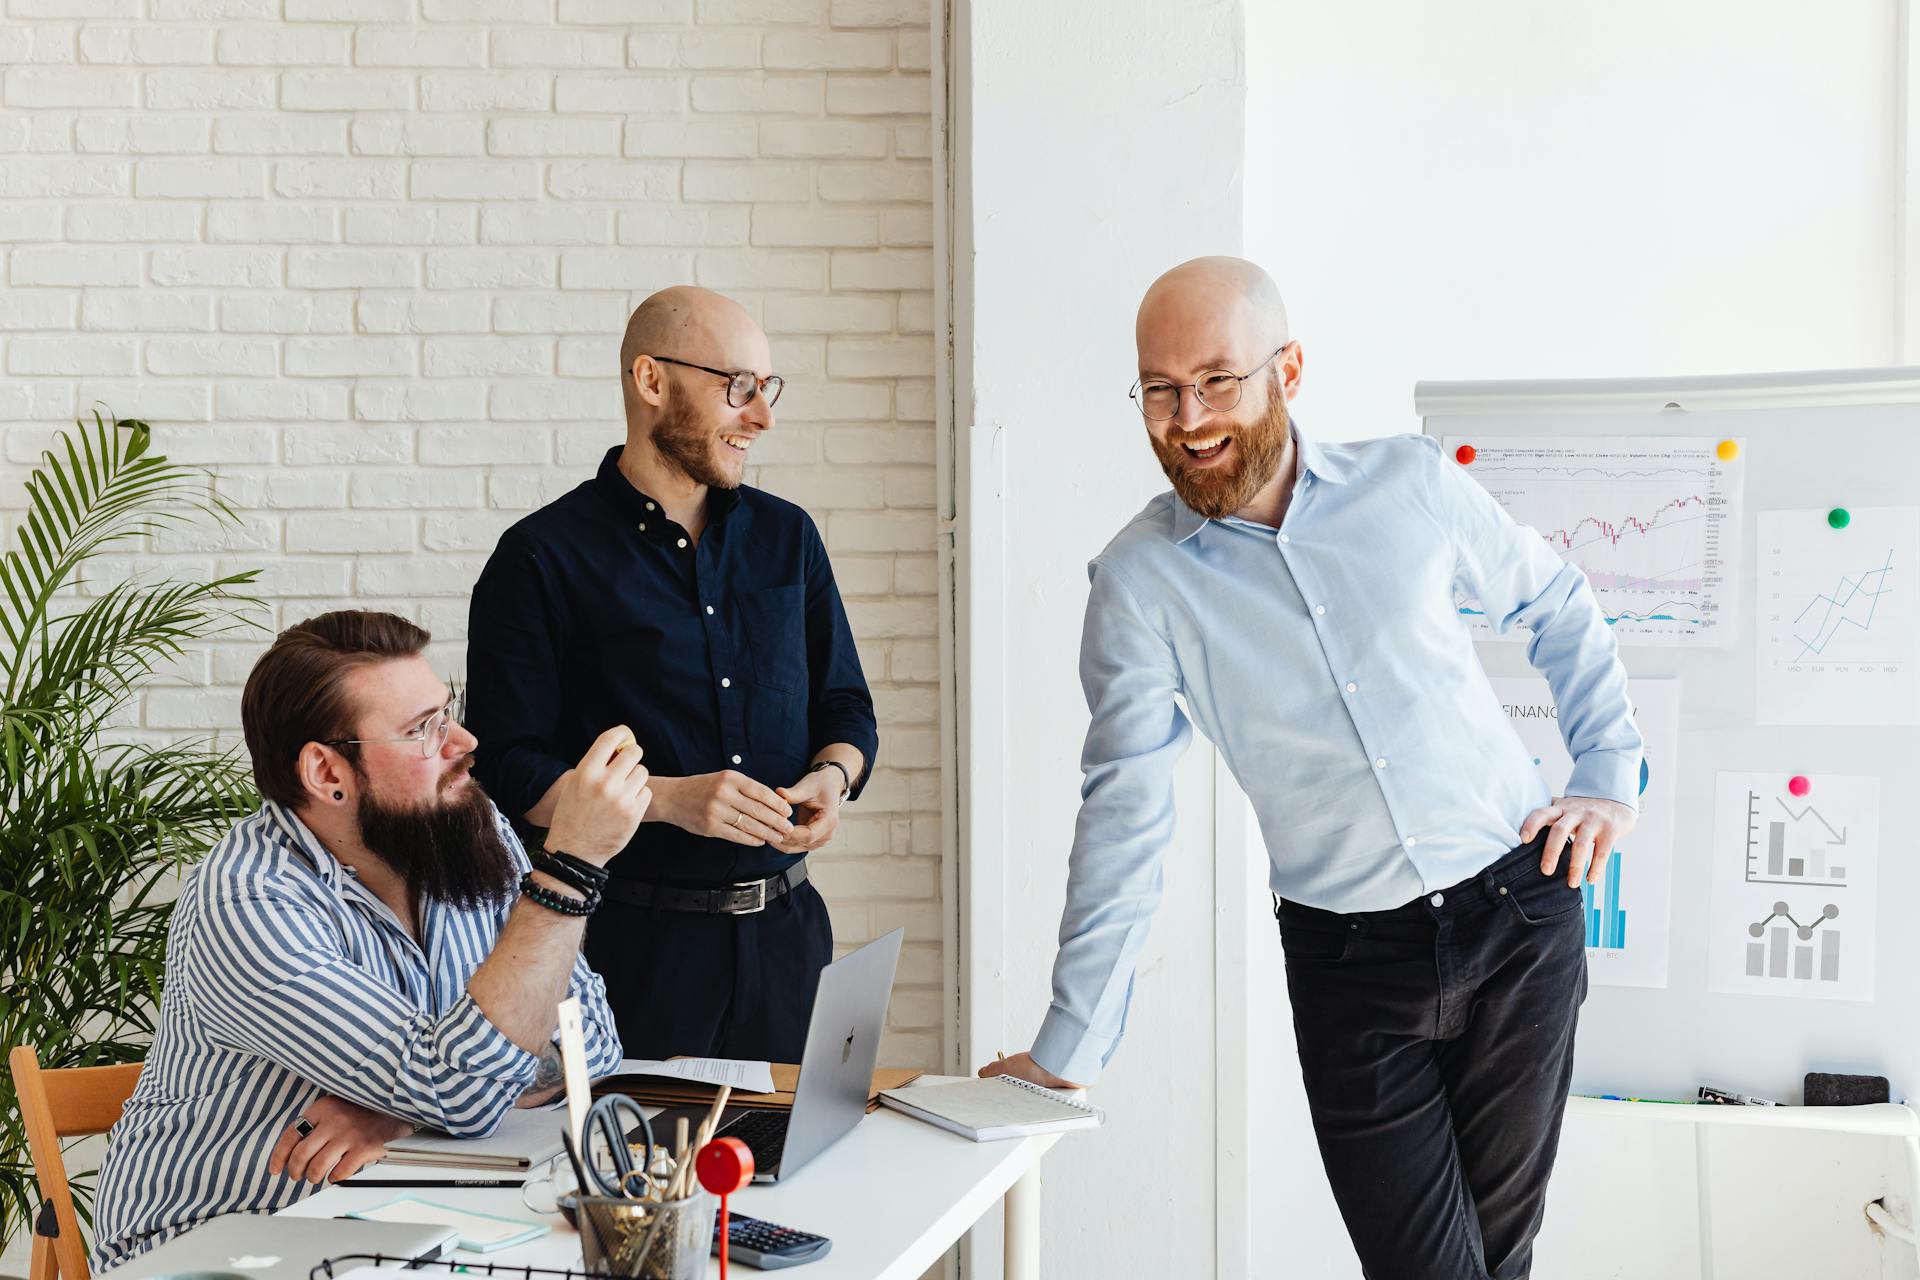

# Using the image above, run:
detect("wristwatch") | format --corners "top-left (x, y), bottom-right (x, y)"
top-left (808, 759), bottom-right (852, 800)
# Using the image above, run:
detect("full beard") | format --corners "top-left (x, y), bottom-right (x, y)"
top-left (1149, 378), bottom-right (1292, 521)
top-left (354, 758), bottom-right (519, 911)
top-left (652, 398), bottom-right (737, 491)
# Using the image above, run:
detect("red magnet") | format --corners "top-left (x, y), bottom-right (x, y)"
top-left (1788, 775), bottom-right (1811, 797)
top-left (698, 1137), bottom-right (755, 1280)
top-left (1455, 444), bottom-right (1476, 465)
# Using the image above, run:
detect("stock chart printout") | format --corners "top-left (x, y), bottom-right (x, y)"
top-left (1443, 436), bottom-right (1745, 647)
top-left (1755, 506), bottom-right (1920, 726)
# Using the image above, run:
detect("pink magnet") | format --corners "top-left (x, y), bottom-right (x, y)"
top-left (1788, 775), bottom-right (1811, 797)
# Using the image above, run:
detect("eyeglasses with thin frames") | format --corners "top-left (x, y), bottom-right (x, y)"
top-left (646, 357), bottom-right (785, 410)
top-left (322, 688), bottom-right (465, 760)
top-left (1129, 346), bottom-right (1288, 422)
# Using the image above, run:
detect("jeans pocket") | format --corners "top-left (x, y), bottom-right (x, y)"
top-left (1500, 871), bottom-right (1586, 925)
top-left (1276, 900), bottom-right (1355, 962)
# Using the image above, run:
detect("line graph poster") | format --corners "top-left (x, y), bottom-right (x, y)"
top-left (1709, 772), bottom-right (1879, 1002)
top-left (1494, 676), bottom-right (1678, 988)
top-left (1443, 436), bottom-right (1745, 647)
top-left (1755, 506), bottom-right (1920, 725)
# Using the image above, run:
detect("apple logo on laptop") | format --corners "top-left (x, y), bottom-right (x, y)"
top-left (842, 1028), bottom-right (855, 1064)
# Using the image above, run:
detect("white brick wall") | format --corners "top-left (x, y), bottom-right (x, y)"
top-left (0, 3), bottom-right (940, 1068)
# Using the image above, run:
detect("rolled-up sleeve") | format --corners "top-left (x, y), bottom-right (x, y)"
top-left (1030, 561), bottom-right (1192, 1085)
top-left (179, 885), bottom-right (538, 1138)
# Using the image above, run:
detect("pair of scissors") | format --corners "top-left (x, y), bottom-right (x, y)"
top-left (577, 1093), bottom-right (655, 1199)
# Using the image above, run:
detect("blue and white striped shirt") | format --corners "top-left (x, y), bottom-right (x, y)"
top-left (91, 801), bottom-right (622, 1271)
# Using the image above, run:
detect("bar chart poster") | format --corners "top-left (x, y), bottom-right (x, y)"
top-left (1493, 677), bottom-right (1678, 988)
top-left (1709, 772), bottom-right (1880, 1002)
top-left (1444, 436), bottom-right (1744, 647)
top-left (1755, 506), bottom-right (1920, 725)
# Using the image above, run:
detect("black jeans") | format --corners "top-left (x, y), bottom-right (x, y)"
top-left (1276, 833), bottom-right (1588, 1280)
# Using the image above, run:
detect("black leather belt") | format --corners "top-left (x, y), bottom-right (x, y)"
top-left (602, 861), bottom-right (808, 915)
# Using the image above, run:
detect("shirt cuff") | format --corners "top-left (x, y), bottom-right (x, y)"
top-left (812, 720), bottom-right (878, 801)
top-left (1565, 748), bottom-right (1643, 813)
top-left (1030, 1005), bottom-right (1115, 1086)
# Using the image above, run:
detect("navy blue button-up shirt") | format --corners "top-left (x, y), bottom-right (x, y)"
top-left (466, 446), bottom-right (879, 885)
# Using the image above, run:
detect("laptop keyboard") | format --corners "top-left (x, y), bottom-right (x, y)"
top-left (718, 1109), bottom-right (789, 1172)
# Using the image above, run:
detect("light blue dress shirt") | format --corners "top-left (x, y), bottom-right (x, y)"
top-left (1031, 426), bottom-right (1643, 1084)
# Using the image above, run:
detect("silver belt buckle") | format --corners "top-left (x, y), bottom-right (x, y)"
top-left (730, 878), bottom-right (769, 914)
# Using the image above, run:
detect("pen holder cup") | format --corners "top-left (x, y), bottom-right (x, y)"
top-left (574, 1189), bottom-right (715, 1279)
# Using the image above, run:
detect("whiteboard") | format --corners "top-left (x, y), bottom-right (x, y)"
top-left (1418, 366), bottom-right (1920, 1105)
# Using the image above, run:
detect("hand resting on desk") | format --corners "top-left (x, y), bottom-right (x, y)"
top-left (267, 1094), bottom-right (414, 1186)
top-left (978, 1051), bottom-right (1083, 1092)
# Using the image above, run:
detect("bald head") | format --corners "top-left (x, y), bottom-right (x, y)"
top-left (620, 286), bottom-right (765, 380)
top-left (1136, 256), bottom-right (1289, 378)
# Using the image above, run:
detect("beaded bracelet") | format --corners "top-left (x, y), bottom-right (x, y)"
top-left (519, 871), bottom-right (597, 917)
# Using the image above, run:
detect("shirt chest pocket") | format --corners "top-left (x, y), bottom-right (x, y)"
top-left (736, 584), bottom-right (807, 695)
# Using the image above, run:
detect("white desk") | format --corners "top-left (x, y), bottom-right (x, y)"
top-left (282, 1103), bottom-right (1058, 1280)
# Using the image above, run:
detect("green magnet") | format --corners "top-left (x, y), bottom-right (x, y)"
top-left (1828, 508), bottom-right (1850, 529)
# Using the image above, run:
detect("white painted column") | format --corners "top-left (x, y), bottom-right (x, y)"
top-left (941, 2), bottom-right (1247, 1276)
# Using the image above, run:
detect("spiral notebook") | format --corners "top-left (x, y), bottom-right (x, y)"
top-left (878, 1075), bottom-right (1104, 1141)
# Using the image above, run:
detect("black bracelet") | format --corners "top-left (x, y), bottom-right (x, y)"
top-left (529, 849), bottom-right (601, 897)
top-left (519, 871), bottom-right (596, 917)
top-left (808, 759), bottom-right (853, 799)
top-left (543, 848), bottom-right (610, 889)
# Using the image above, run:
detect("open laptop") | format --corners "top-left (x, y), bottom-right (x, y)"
top-left (114, 1212), bottom-right (456, 1280)
top-left (684, 927), bottom-right (903, 1183)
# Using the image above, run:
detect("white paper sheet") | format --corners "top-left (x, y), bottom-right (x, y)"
top-left (1708, 771), bottom-right (1879, 1002)
top-left (610, 1056), bottom-right (775, 1093)
top-left (1755, 506), bottom-right (1920, 725)
top-left (1443, 435), bottom-right (1746, 647)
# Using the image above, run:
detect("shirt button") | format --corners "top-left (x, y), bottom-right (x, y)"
top-left (705, 605), bottom-right (715, 615)
top-left (1374, 757), bottom-right (1387, 769)
top-left (646, 502), bottom-right (655, 511)
top-left (1345, 682), bottom-right (1357, 694)
top-left (638, 522), bottom-right (646, 532)
top-left (1404, 836), bottom-right (1417, 848)
top-left (731, 754), bottom-right (742, 765)
top-left (1498, 886), bottom-right (1510, 896)
top-left (1278, 533), bottom-right (1290, 544)
top-left (721, 677), bottom-right (731, 688)
top-left (1314, 604), bottom-right (1326, 616)
top-left (1429, 892), bottom-right (1445, 907)
top-left (677, 538), bottom-right (688, 549)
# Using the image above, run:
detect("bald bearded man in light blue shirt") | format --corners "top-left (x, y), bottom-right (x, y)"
top-left (985, 257), bottom-right (1642, 1280)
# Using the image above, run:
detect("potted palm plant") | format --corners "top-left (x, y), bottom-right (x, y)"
top-left (0, 411), bottom-right (262, 1256)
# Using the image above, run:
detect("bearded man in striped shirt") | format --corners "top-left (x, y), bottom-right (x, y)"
top-left (91, 610), bottom-right (648, 1270)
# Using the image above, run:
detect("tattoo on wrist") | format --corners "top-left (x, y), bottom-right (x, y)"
top-left (532, 1045), bottom-right (564, 1093)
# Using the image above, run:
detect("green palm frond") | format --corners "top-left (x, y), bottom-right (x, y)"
top-left (0, 410), bottom-right (264, 1253)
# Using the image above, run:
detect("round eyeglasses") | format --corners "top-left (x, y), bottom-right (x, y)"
top-left (1129, 346), bottom-right (1286, 421)
top-left (649, 356), bottom-right (784, 410)
top-left (322, 691), bottom-right (463, 760)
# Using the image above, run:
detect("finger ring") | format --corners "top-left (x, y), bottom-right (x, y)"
top-left (730, 813), bottom-right (743, 827)
top-left (295, 1118), bottom-right (314, 1139)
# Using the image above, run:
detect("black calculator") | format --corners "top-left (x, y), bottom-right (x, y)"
top-left (711, 1212), bottom-right (832, 1269)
